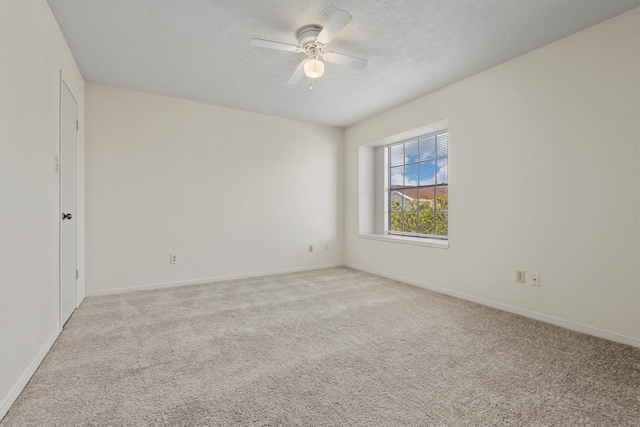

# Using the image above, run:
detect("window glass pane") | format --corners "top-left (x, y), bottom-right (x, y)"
top-left (418, 213), bottom-right (435, 235)
top-left (436, 158), bottom-right (448, 184)
top-left (405, 140), bottom-right (419, 164)
top-left (403, 213), bottom-right (417, 234)
top-left (437, 133), bottom-right (448, 158)
top-left (417, 187), bottom-right (435, 213)
top-left (389, 190), bottom-right (403, 212)
top-left (390, 144), bottom-right (404, 167)
top-left (419, 161), bottom-right (436, 186)
top-left (401, 187), bottom-right (417, 212)
top-left (435, 212), bottom-right (448, 236)
top-left (387, 130), bottom-right (448, 239)
top-left (435, 186), bottom-right (448, 212)
top-left (419, 135), bottom-right (436, 161)
top-left (390, 166), bottom-right (404, 187)
top-left (389, 212), bottom-right (403, 232)
top-left (405, 164), bottom-right (419, 187)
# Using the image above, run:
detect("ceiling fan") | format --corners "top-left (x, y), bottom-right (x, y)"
top-left (249, 10), bottom-right (368, 85)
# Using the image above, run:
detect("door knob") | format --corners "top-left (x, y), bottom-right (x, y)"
top-left (62, 213), bottom-right (72, 220)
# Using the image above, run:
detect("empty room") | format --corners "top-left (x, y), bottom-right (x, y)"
top-left (1, 0), bottom-right (639, 425)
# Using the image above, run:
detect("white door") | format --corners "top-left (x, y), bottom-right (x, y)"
top-left (60, 80), bottom-right (78, 326)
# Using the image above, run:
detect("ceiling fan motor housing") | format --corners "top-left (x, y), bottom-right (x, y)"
top-left (297, 25), bottom-right (323, 48)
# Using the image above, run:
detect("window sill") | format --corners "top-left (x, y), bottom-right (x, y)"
top-left (359, 234), bottom-right (449, 249)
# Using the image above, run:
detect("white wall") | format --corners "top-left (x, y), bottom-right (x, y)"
top-left (345, 9), bottom-right (640, 346)
top-left (85, 83), bottom-right (344, 294)
top-left (0, 0), bottom-right (85, 419)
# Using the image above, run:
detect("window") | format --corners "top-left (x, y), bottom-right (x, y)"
top-left (387, 131), bottom-right (448, 239)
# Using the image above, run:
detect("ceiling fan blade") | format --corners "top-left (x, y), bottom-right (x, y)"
top-left (323, 52), bottom-right (368, 70)
top-left (287, 59), bottom-right (307, 85)
top-left (249, 38), bottom-right (301, 52)
top-left (316, 10), bottom-right (352, 45)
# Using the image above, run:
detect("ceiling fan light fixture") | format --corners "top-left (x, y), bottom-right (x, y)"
top-left (304, 56), bottom-right (325, 79)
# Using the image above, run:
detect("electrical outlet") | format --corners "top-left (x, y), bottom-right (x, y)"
top-left (531, 273), bottom-right (540, 287)
top-left (170, 253), bottom-right (179, 264)
top-left (516, 270), bottom-right (525, 284)
top-left (308, 245), bottom-right (313, 253)
top-left (324, 244), bottom-right (329, 251)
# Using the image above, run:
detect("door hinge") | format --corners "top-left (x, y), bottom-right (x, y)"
top-left (76, 269), bottom-right (79, 280)
top-left (76, 120), bottom-right (79, 131)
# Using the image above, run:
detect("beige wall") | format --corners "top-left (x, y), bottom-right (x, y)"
top-left (344, 9), bottom-right (640, 345)
top-left (85, 83), bottom-right (344, 294)
top-left (0, 0), bottom-right (85, 417)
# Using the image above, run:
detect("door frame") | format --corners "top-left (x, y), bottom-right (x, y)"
top-left (59, 72), bottom-right (79, 327)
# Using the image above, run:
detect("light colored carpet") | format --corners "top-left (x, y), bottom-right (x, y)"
top-left (2, 267), bottom-right (638, 426)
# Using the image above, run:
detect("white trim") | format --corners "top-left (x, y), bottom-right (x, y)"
top-left (345, 263), bottom-right (640, 348)
top-left (0, 327), bottom-right (61, 421)
top-left (86, 263), bottom-right (344, 297)
top-left (360, 234), bottom-right (449, 249)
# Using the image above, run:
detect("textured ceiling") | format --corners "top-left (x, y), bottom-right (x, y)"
top-left (47, 0), bottom-right (639, 128)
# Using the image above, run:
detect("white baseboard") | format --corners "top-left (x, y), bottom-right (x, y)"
top-left (0, 326), bottom-right (61, 421)
top-left (346, 263), bottom-right (640, 348)
top-left (86, 263), bottom-right (345, 297)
